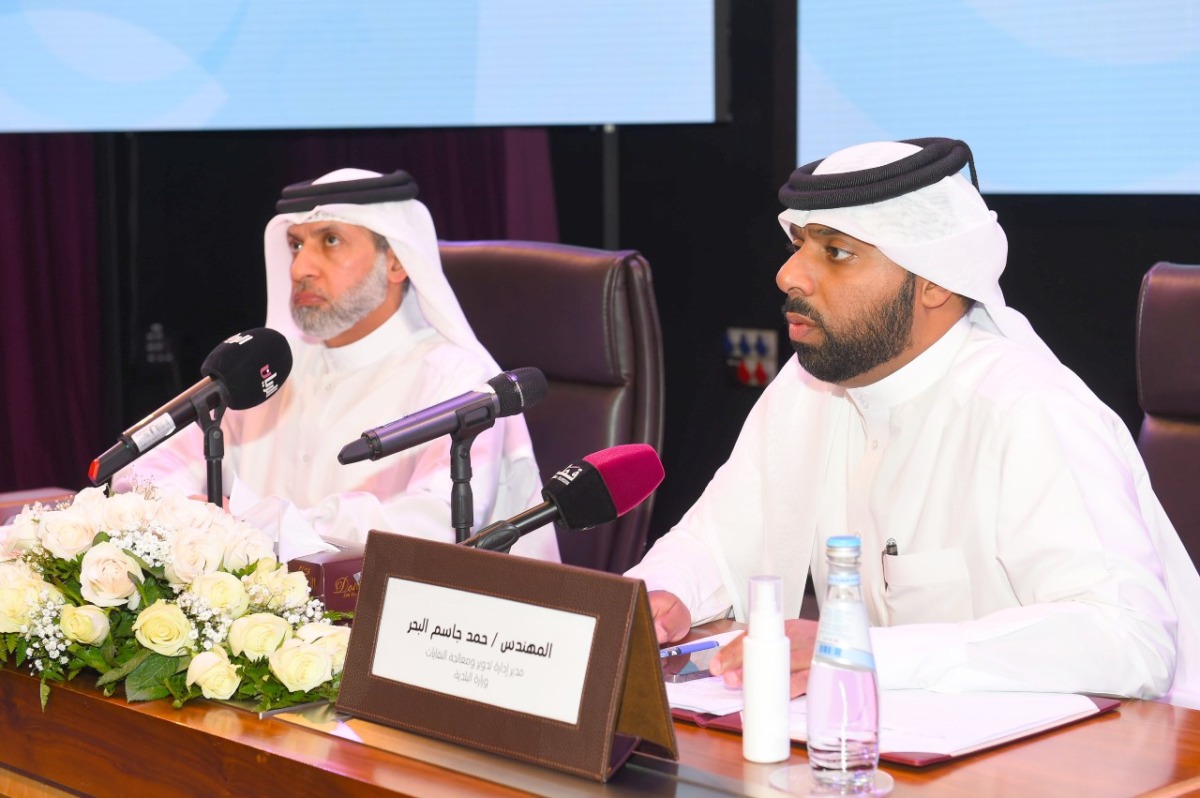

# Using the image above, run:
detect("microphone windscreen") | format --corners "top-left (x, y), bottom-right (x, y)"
top-left (582, 443), bottom-right (665, 516)
top-left (200, 328), bottom-right (294, 410)
top-left (541, 443), bottom-right (664, 530)
top-left (487, 367), bottom-right (547, 417)
top-left (541, 461), bottom-right (617, 530)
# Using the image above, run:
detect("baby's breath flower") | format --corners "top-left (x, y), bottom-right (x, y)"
top-left (176, 590), bottom-right (232, 655)
top-left (106, 524), bottom-right (173, 569)
top-left (20, 591), bottom-right (69, 680)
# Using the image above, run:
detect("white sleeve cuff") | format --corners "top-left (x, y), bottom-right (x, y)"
top-left (870, 623), bottom-right (970, 690)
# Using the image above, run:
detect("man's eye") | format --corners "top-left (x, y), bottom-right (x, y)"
top-left (325, 234), bottom-right (340, 246)
top-left (786, 240), bottom-right (800, 254)
top-left (828, 246), bottom-right (852, 261)
top-left (288, 240), bottom-right (302, 253)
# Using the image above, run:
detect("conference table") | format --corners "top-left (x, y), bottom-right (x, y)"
top-left (3, 658), bottom-right (1200, 798)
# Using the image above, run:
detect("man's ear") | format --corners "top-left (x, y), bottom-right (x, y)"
top-left (918, 278), bottom-right (955, 310)
top-left (385, 249), bottom-right (408, 285)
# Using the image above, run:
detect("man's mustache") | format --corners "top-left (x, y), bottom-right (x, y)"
top-left (781, 296), bottom-right (824, 327)
top-left (292, 280), bottom-right (329, 302)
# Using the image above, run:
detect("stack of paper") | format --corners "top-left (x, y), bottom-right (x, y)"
top-left (666, 679), bottom-right (1118, 766)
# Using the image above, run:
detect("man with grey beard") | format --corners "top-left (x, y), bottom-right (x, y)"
top-left (118, 168), bottom-right (560, 563)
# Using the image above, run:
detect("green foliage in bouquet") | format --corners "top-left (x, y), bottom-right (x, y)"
top-left (0, 486), bottom-right (351, 711)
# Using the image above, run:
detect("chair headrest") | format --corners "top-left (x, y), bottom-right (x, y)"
top-left (439, 240), bottom-right (646, 386)
top-left (1137, 261), bottom-right (1200, 417)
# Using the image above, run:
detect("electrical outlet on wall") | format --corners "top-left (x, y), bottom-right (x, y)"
top-left (724, 327), bottom-right (779, 388)
top-left (143, 322), bottom-right (175, 366)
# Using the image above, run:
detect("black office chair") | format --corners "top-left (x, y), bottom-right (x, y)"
top-left (1135, 261), bottom-right (1200, 569)
top-left (441, 240), bottom-right (664, 573)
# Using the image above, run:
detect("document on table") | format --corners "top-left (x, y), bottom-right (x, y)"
top-left (665, 681), bottom-right (1117, 765)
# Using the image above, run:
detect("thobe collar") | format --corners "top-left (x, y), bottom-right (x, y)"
top-left (318, 295), bottom-right (434, 374)
top-left (844, 315), bottom-right (972, 415)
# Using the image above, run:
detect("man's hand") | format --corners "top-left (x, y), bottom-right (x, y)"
top-left (189, 494), bottom-right (230, 510)
top-left (708, 618), bottom-right (817, 698)
top-left (647, 590), bottom-right (692, 644)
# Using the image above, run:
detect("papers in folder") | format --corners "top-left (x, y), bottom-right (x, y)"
top-left (667, 681), bottom-right (1118, 766)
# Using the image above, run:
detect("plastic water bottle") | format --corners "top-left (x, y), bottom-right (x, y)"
top-left (806, 536), bottom-right (879, 793)
top-left (742, 575), bottom-right (791, 763)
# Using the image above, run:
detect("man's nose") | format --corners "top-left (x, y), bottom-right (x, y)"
top-left (290, 245), bottom-right (319, 282)
top-left (776, 249), bottom-right (816, 296)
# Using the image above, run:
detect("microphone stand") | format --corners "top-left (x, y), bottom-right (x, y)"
top-left (191, 395), bottom-right (227, 506)
top-left (450, 432), bottom-right (479, 543)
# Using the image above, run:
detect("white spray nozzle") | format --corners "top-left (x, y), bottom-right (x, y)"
top-left (748, 575), bottom-right (784, 638)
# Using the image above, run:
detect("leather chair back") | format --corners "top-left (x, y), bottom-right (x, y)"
top-left (440, 240), bottom-right (664, 573)
top-left (1136, 261), bottom-right (1200, 567)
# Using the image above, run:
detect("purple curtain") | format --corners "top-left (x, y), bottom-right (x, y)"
top-left (276, 127), bottom-right (558, 242)
top-left (0, 134), bottom-right (101, 492)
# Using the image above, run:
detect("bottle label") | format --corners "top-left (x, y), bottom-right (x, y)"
top-left (813, 599), bottom-right (875, 671)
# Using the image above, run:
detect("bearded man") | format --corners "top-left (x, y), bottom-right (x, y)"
top-left (119, 168), bottom-right (559, 562)
top-left (626, 138), bottom-right (1200, 707)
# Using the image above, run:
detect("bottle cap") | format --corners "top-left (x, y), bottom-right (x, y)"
top-left (747, 575), bottom-right (784, 638)
top-left (826, 535), bottom-right (861, 549)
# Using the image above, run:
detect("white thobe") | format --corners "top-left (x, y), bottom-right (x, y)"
top-left (118, 309), bottom-right (559, 561)
top-left (627, 317), bottom-right (1200, 705)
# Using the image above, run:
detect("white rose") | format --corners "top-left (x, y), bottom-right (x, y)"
top-left (100, 491), bottom-right (155, 534)
top-left (186, 647), bottom-right (241, 700)
top-left (39, 509), bottom-right (97, 560)
top-left (270, 570), bottom-right (312, 611)
top-left (203, 507), bottom-right (240, 539)
top-left (5, 505), bottom-right (45, 556)
top-left (79, 541), bottom-right (145, 608)
top-left (153, 489), bottom-right (219, 536)
top-left (227, 613), bottom-right (291, 661)
top-left (0, 559), bottom-right (37, 586)
top-left (0, 576), bottom-right (63, 633)
top-left (220, 524), bottom-right (276, 572)
top-left (60, 604), bottom-right (111, 645)
top-left (295, 623), bottom-right (352, 673)
top-left (132, 600), bottom-right (193, 656)
top-left (163, 529), bottom-right (223, 586)
top-left (268, 639), bottom-right (332, 693)
top-left (241, 558), bottom-right (288, 606)
top-left (190, 572), bottom-right (250, 619)
top-left (255, 561), bottom-right (310, 607)
top-left (68, 487), bottom-right (110, 528)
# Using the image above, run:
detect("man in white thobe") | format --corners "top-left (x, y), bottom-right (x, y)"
top-left (626, 138), bottom-right (1200, 707)
top-left (119, 168), bottom-right (559, 562)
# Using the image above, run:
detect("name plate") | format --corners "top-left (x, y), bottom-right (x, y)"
top-left (373, 579), bottom-right (596, 723)
top-left (337, 532), bottom-right (677, 782)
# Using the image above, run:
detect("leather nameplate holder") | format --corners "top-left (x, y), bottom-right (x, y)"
top-left (337, 531), bottom-right (677, 782)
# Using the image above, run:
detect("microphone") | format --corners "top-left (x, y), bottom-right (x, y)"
top-left (337, 367), bottom-right (548, 465)
top-left (463, 443), bottom-right (665, 552)
top-left (89, 328), bottom-right (293, 485)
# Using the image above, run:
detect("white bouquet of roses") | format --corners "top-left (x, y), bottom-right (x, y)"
top-left (0, 485), bottom-right (351, 711)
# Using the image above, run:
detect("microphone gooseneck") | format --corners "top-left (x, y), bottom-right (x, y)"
top-left (337, 367), bottom-right (547, 465)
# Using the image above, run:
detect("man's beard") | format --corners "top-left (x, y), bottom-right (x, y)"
top-left (291, 251), bottom-right (390, 341)
top-left (783, 273), bottom-right (916, 384)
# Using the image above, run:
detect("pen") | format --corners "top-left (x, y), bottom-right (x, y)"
top-left (660, 639), bottom-right (721, 658)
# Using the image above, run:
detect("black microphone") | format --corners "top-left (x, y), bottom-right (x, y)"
top-left (337, 367), bottom-right (548, 465)
top-left (89, 328), bottom-right (293, 485)
top-left (463, 443), bottom-right (665, 551)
